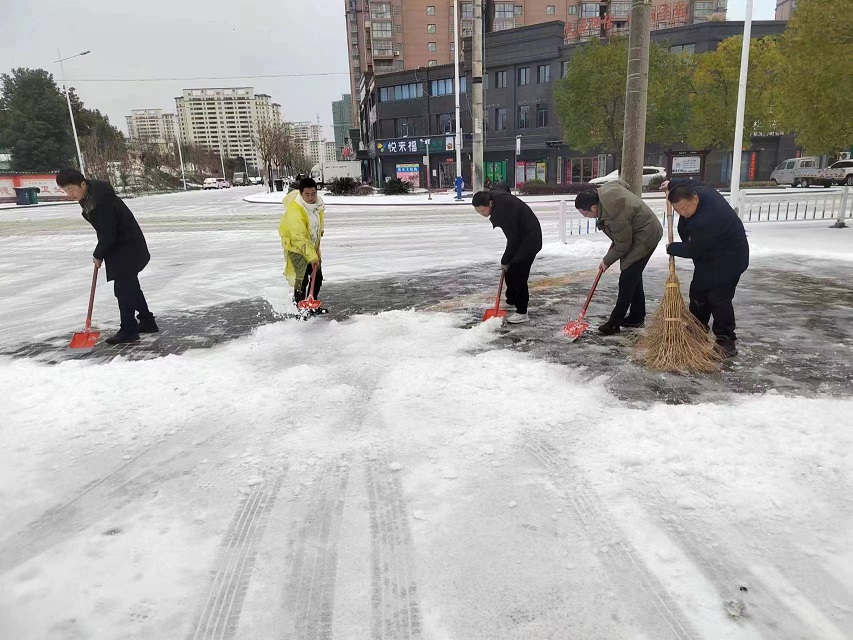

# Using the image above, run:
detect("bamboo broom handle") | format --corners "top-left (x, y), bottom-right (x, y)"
top-left (665, 193), bottom-right (676, 277)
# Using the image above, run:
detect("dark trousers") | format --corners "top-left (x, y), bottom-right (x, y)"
top-left (505, 258), bottom-right (535, 314)
top-left (610, 253), bottom-right (653, 323)
top-left (295, 264), bottom-right (323, 302)
top-left (689, 276), bottom-right (740, 341)
top-left (114, 276), bottom-right (151, 331)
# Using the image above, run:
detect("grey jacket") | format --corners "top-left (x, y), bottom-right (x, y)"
top-left (597, 180), bottom-right (663, 269)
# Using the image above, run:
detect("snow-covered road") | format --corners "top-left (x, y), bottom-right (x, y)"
top-left (1, 189), bottom-right (851, 639)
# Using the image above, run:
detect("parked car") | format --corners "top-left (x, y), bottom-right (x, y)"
top-left (249, 176), bottom-right (264, 185)
top-left (769, 157), bottom-right (830, 187)
top-left (820, 159), bottom-right (853, 187)
top-left (202, 178), bottom-right (219, 190)
top-left (216, 178), bottom-right (231, 189)
top-left (589, 166), bottom-right (667, 188)
top-left (232, 172), bottom-right (250, 186)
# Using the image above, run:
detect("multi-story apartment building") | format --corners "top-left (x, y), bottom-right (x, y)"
top-left (775, 0), bottom-right (796, 20)
top-left (325, 141), bottom-right (339, 163)
top-left (125, 109), bottom-right (177, 145)
top-left (344, 0), bottom-right (727, 120)
top-left (174, 88), bottom-right (282, 170)
top-left (332, 94), bottom-right (354, 160)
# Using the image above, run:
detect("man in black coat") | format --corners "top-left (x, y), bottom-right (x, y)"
top-left (665, 178), bottom-right (749, 357)
top-left (473, 190), bottom-right (543, 324)
top-left (57, 169), bottom-right (157, 345)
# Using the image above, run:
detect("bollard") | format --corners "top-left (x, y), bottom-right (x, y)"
top-left (832, 185), bottom-right (849, 228)
top-left (558, 200), bottom-right (567, 244)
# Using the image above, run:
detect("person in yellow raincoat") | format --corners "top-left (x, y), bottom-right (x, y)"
top-left (278, 177), bottom-right (326, 308)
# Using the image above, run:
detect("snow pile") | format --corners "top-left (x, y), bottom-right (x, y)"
top-left (1, 310), bottom-right (851, 638)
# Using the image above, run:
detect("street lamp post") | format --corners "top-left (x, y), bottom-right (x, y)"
top-left (55, 49), bottom-right (90, 174)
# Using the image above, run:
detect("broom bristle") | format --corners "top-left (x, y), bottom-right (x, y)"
top-left (636, 271), bottom-right (721, 372)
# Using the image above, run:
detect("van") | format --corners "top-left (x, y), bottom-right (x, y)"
top-left (770, 157), bottom-right (820, 187)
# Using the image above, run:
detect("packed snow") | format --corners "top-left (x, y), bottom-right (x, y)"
top-left (1, 189), bottom-right (851, 638)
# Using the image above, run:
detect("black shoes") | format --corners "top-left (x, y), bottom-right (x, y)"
top-left (620, 318), bottom-right (645, 328)
top-left (716, 337), bottom-right (738, 358)
top-left (598, 320), bottom-right (621, 336)
top-left (137, 315), bottom-right (159, 333)
top-left (105, 328), bottom-right (140, 345)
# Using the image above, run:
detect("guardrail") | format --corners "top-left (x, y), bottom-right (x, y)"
top-left (556, 186), bottom-right (851, 241)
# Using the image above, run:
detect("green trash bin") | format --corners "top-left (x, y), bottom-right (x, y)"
top-left (28, 187), bottom-right (40, 204)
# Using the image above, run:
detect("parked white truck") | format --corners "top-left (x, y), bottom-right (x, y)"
top-left (310, 162), bottom-right (361, 188)
top-left (770, 153), bottom-right (853, 188)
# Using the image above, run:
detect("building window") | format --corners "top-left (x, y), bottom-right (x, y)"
top-left (611, 2), bottom-right (630, 18)
top-left (372, 21), bottom-right (392, 38)
top-left (670, 43), bottom-right (696, 54)
top-left (428, 42), bottom-right (437, 51)
top-left (426, 5), bottom-right (435, 15)
top-left (537, 105), bottom-right (549, 127)
top-left (495, 2), bottom-right (514, 18)
top-left (569, 5), bottom-right (578, 15)
top-left (514, 5), bottom-right (523, 15)
top-left (429, 60), bottom-right (438, 66)
top-left (427, 24), bottom-right (436, 33)
top-left (694, 0), bottom-right (714, 16)
top-left (495, 70), bottom-right (507, 88)
top-left (518, 105), bottom-right (530, 129)
top-left (462, 3), bottom-right (474, 19)
top-left (561, 60), bottom-right (570, 77)
top-left (495, 108), bottom-right (507, 131)
top-left (546, 5), bottom-right (556, 14)
top-left (580, 3), bottom-right (599, 17)
top-left (438, 113), bottom-right (455, 133)
top-left (537, 64), bottom-right (551, 83)
top-left (657, 22), bottom-right (669, 28)
top-left (518, 67), bottom-right (530, 86)
top-left (370, 3), bottom-right (391, 19)
top-left (379, 82), bottom-right (424, 102)
top-left (430, 77), bottom-right (467, 96)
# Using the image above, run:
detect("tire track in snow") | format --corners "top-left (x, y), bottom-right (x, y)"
top-left (282, 462), bottom-right (349, 640)
top-left (525, 436), bottom-right (699, 640)
top-left (188, 476), bottom-right (282, 640)
top-left (0, 429), bottom-right (225, 575)
top-left (641, 488), bottom-right (851, 640)
top-left (366, 462), bottom-right (422, 640)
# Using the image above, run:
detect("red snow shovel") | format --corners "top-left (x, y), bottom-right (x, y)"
top-left (297, 266), bottom-right (322, 311)
top-left (482, 270), bottom-right (508, 322)
top-left (563, 266), bottom-right (605, 342)
top-left (69, 263), bottom-right (101, 350)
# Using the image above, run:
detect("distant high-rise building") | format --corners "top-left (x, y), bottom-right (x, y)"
top-left (344, 0), bottom-right (727, 120)
top-left (174, 87), bottom-right (282, 170)
top-left (775, 0), bottom-right (796, 19)
top-left (286, 121), bottom-right (326, 165)
top-left (332, 95), bottom-right (353, 160)
top-left (324, 141), bottom-right (338, 163)
top-left (126, 109), bottom-right (177, 145)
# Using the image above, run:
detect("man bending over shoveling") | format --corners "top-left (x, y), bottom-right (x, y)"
top-left (278, 177), bottom-right (326, 314)
top-left (575, 181), bottom-right (663, 336)
top-left (473, 190), bottom-right (543, 324)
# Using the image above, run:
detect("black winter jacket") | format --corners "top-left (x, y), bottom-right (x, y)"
top-left (666, 179), bottom-right (749, 289)
top-left (80, 180), bottom-right (150, 281)
top-left (488, 191), bottom-right (543, 266)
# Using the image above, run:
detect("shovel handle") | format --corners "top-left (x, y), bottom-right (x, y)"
top-left (577, 266), bottom-right (604, 321)
top-left (84, 263), bottom-right (99, 331)
top-left (493, 270), bottom-right (505, 312)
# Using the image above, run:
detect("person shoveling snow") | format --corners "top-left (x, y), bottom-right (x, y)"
top-left (473, 190), bottom-right (542, 324)
top-left (278, 177), bottom-right (327, 316)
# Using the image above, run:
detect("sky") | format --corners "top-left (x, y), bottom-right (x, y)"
top-left (1, 0), bottom-right (776, 139)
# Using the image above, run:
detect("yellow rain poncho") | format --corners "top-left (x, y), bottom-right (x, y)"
top-left (277, 190), bottom-right (325, 287)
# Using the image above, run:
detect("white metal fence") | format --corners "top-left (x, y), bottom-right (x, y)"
top-left (556, 186), bottom-right (852, 241)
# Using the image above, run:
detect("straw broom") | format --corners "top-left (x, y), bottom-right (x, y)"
top-left (636, 198), bottom-right (721, 372)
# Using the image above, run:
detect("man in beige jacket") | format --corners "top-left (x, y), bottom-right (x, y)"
top-left (574, 181), bottom-right (663, 335)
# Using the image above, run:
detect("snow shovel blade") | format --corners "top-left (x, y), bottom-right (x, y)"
top-left (482, 308), bottom-right (507, 322)
top-left (297, 297), bottom-right (322, 311)
top-left (69, 329), bottom-right (100, 350)
top-left (562, 318), bottom-right (589, 342)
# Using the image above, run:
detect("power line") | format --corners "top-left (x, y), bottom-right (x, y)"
top-left (64, 72), bottom-right (349, 82)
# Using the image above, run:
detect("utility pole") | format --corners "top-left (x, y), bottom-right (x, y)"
top-left (453, 0), bottom-right (463, 199)
top-left (176, 137), bottom-right (187, 190)
top-left (729, 0), bottom-right (753, 214)
top-left (472, 0), bottom-right (485, 193)
top-left (619, 0), bottom-right (652, 197)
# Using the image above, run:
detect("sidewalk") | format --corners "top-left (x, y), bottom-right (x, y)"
top-left (0, 200), bottom-right (76, 211)
top-left (244, 188), bottom-right (670, 207)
